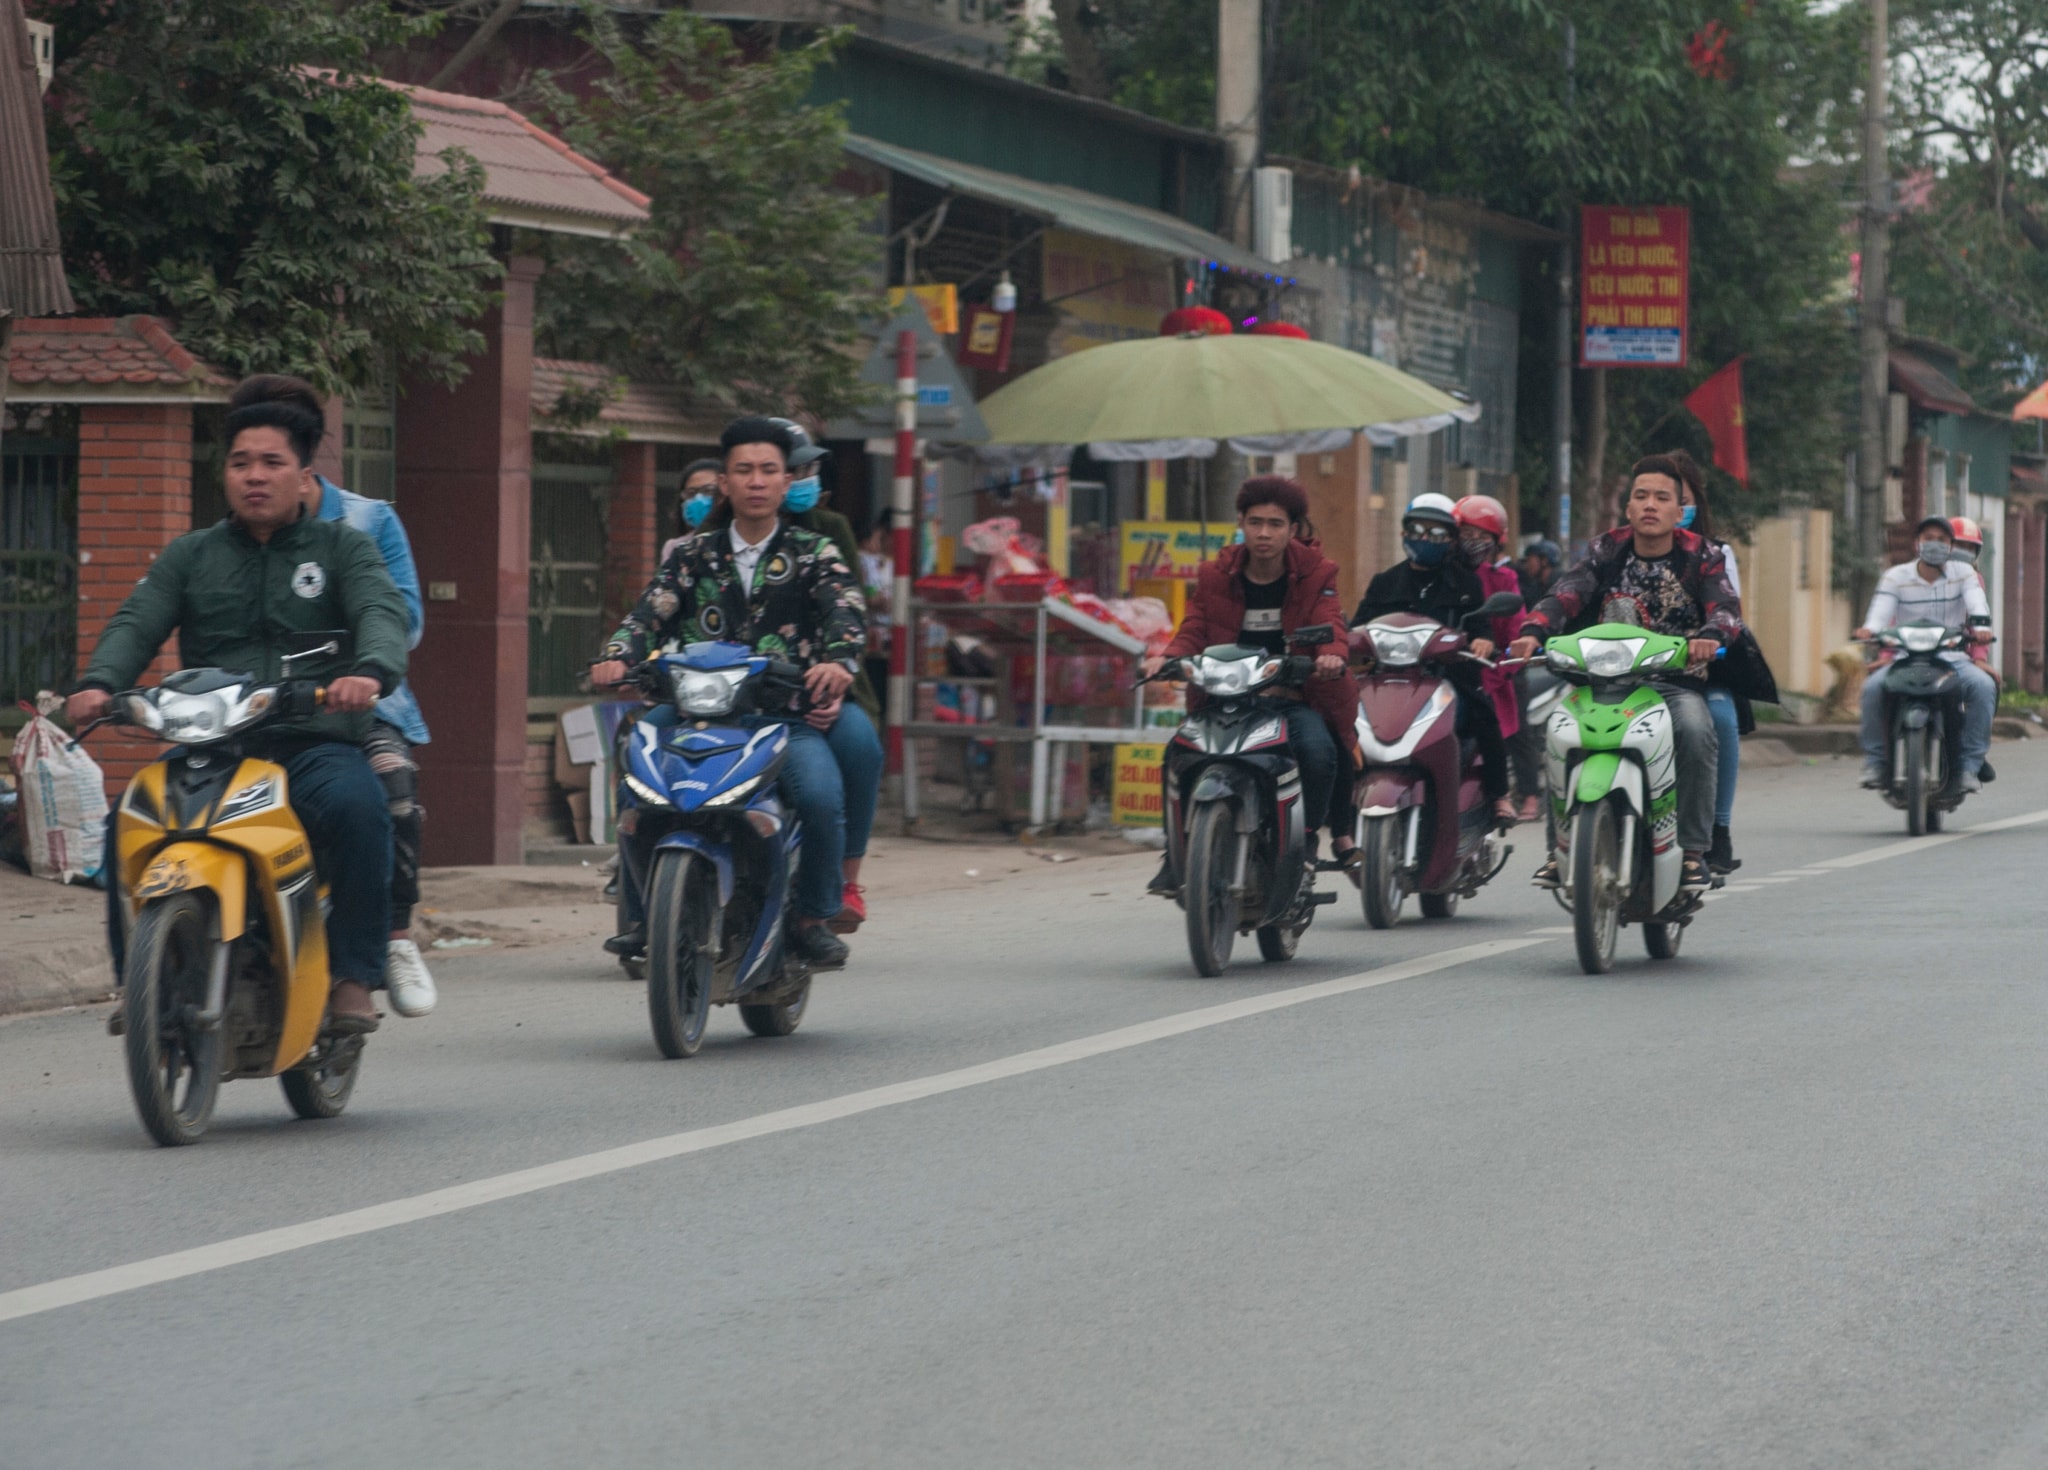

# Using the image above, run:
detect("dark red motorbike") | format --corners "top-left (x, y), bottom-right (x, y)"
top-left (1348, 592), bottom-right (1521, 928)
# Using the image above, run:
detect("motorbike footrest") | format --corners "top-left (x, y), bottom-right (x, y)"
top-left (1309, 890), bottom-right (1337, 906)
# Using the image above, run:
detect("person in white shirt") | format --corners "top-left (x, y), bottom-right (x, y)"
top-left (1854, 516), bottom-right (1997, 791)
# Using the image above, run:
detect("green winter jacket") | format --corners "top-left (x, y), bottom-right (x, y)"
top-left (79, 511), bottom-right (409, 745)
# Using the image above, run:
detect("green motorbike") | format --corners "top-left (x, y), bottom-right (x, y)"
top-left (1540, 622), bottom-right (1706, 974)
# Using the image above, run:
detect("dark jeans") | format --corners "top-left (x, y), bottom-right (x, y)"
top-left (620, 705), bottom-right (878, 927)
top-left (362, 719), bottom-right (422, 933)
top-left (1508, 674), bottom-right (1546, 801)
top-left (1449, 668), bottom-right (1509, 802)
top-left (1281, 704), bottom-right (1336, 833)
top-left (105, 739), bottom-right (392, 988)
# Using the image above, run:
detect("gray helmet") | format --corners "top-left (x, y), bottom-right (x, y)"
top-left (767, 416), bottom-right (829, 469)
top-left (1525, 538), bottom-right (1562, 568)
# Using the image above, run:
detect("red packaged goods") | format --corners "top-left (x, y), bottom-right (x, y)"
top-left (992, 573), bottom-right (1066, 603)
top-left (915, 573), bottom-right (983, 603)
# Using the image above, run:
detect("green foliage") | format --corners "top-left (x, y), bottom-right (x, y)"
top-left (34, 0), bottom-right (498, 395)
top-left (1071, 0), bottom-right (1864, 530)
top-left (1888, 0), bottom-right (2048, 409)
top-left (525, 12), bottom-right (882, 419)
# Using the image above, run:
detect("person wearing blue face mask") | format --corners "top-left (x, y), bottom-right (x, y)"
top-left (660, 458), bottom-right (724, 563)
top-left (1353, 493), bottom-right (1517, 825)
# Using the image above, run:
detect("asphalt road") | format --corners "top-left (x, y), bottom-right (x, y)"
top-left (6, 745), bottom-right (2048, 1468)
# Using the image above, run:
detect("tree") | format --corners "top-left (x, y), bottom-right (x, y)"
top-left (523, 13), bottom-right (881, 419)
top-left (33, 0), bottom-right (498, 395)
top-left (1888, 0), bottom-right (2048, 406)
top-left (1055, 0), bottom-right (1864, 534)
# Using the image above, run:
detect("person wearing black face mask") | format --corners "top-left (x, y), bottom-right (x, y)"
top-left (1353, 493), bottom-right (1516, 825)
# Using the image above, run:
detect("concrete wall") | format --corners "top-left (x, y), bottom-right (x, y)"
top-left (1732, 508), bottom-right (1853, 701)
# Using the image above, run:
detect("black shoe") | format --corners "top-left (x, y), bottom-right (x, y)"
top-left (789, 922), bottom-right (849, 969)
top-left (1979, 759), bottom-right (1997, 784)
top-left (1708, 824), bottom-right (1740, 874)
top-left (1680, 854), bottom-right (1712, 892)
top-left (1146, 856), bottom-right (1179, 896)
top-left (1531, 856), bottom-right (1561, 890)
top-left (603, 927), bottom-right (645, 957)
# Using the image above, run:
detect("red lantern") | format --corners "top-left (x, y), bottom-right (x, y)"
top-left (1160, 306), bottom-right (1233, 337)
top-left (1249, 321), bottom-right (1311, 339)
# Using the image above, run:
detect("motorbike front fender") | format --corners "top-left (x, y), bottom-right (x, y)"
top-left (1902, 702), bottom-right (1930, 731)
top-left (135, 841), bottom-right (247, 941)
top-left (652, 829), bottom-right (736, 908)
top-left (1357, 769), bottom-right (1425, 816)
top-left (1571, 751), bottom-right (1645, 817)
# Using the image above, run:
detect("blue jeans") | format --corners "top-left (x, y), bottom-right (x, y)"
top-left (1859, 653), bottom-right (1995, 775)
top-left (105, 740), bottom-right (392, 988)
top-left (1704, 687), bottom-right (1739, 828)
top-left (823, 702), bottom-right (883, 862)
top-left (623, 705), bottom-right (873, 925)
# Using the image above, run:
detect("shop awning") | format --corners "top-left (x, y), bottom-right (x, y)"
top-left (843, 134), bottom-right (1280, 278)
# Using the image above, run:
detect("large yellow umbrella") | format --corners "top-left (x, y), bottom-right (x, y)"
top-left (976, 330), bottom-right (1470, 456)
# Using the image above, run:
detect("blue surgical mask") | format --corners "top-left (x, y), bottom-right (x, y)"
top-left (1677, 505), bottom-right (1697, 530)
top-left (786, 475), bottom-right (822, 513)
top-left (1405, 536), bottom-right (1452, 568)
top-left (681, 492), bottom-right (714, 530)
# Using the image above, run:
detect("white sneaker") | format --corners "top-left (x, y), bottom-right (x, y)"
top-left (385, 938), bottom-right (438, 1017)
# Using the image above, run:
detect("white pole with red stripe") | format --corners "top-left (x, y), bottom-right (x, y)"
top-left (885, 328), bottom-right (916, 777)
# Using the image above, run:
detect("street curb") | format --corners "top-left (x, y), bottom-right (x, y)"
top-left (0, 940), bottom-right (112, 1020)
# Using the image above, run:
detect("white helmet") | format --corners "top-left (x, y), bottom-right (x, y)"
top-left (1403, 492), bottom-right (1459, 529)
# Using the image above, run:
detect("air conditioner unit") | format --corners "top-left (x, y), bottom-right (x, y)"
top-left (1253, 166), bottom-right (1293, 265)
top-left (26, 18), bottom-right (54, 94)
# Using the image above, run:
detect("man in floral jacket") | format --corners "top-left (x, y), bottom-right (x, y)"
top-left (591, 417), bottom-right (880, 969)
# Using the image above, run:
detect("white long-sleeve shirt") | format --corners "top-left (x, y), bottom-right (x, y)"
top-left (1862, 560), bottom-right (1990, 631)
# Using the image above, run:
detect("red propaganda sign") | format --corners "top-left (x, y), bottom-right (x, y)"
top-left (956, 305), bottom-right (1016, 373)
top-left (1579, 206), bottom-right (1689, 368)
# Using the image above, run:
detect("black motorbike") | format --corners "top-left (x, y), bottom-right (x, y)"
top-left (1864, 619), bottom-right (1988, 835)
top-left (1148, 624), bottom-right (1339, 976)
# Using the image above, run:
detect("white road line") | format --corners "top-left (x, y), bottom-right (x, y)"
top-left (1809, 807), bottom-right (2048, 870)
top-left (1525, 926), bottom-right (1575, 935)
top-left (0, 937), bottom-right (1550, 1327)
top-left (1733, 876), bottom-right (1801, 884)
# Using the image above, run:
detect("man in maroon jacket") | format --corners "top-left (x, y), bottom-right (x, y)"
top-left (1143, 476), bottom-right (1361, 890)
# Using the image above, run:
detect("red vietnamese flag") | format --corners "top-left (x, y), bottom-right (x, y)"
top-left (1683, 357), bottom-right (1749, 487)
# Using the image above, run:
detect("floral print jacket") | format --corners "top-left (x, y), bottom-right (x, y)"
top-left (602, 521), bottom-right (867, 682)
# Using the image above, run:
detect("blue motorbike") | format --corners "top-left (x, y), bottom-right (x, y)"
top-left (615, 642), bottom-right (816, 1058)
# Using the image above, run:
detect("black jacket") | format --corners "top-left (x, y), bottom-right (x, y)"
top-left (1353, 557), bottom-right (1486, 630)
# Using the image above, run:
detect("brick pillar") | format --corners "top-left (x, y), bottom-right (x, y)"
top-left (605, 440), bottom-right (658, 631)
top-left (399, 256), bottom-right (541, 865)
top-left (74, 403), bottom-right (192, 796)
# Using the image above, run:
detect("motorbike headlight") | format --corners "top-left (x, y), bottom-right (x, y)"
top-left (1366, 625), bottom-right (1430, 667)
top-left (1579, 637), bottom-right (1645, 677)
top-left (1897, 625), bottom-right (1944, 654)
top-left (704, 772), bottom-right (768, 808)
top-left (672, 667), bottom-right (745, 716)
top-left (1193, 656), bottom-right (1253, 695)
top-left (1641, 648), bottom-right (1677, 669)
top-left (155, 690), bottom-right (232, 743)
top-left (624, 772), bottom-right (673, 808)
top-left (1545, 644), bottom-right (1583, 673)
top-left (121, 693), bottom-right (165, 734)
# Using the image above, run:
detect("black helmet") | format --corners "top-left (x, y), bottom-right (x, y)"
top-left (767, 416), bottom-right (829, 470)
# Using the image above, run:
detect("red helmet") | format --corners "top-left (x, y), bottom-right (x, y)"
top-left (1454, 494), bottom-right (1509, 540)
top-left (1949, 515), bottom-right (1984, 553)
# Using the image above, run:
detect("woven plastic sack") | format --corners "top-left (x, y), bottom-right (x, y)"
top-left (11, 700), bottom-right (107, 884)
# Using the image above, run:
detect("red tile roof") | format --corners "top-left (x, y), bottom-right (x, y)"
top-left (533, 358), bottom-right (722, 444)
top-left (4, 315), bottom-right (232, 398)
top-left (397, 82), bottom-right (650, 238)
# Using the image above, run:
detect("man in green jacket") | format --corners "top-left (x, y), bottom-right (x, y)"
top-left (68, 391), bottom-right (409, 1032)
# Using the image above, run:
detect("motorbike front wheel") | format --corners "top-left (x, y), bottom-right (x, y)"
top-left (1359, 814), bottom-right (1407, 930)
top-left (1183, 802), bottom-right (1238, 976)
top-left (1570, 801), bottom-right (1621, 975)
top-left (123, 892), bottom-right (224, 1146)
top-left (1903, 724), bottom-right (1930, 837)
top-left (647, 849), bottom-right (717, 1058)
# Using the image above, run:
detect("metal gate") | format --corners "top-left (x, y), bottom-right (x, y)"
top-left (0, 435), bottom-right (78, 706)
top-left (529, 461), bottom-right (610, 696)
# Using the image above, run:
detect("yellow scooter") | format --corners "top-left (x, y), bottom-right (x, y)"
top-left (86, 652), bottom-right (364, 1145)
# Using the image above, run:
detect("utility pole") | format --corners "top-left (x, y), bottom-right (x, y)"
top-left (1214, 0), bottom-right (1260, 522)
top-left (1855, 0), bottom-right (1891, 586)
top-left (1552, 19), bottom-right (1576, 548)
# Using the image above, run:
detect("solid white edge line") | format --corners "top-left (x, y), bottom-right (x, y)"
top-left (0, 937), bottom-right (1550, 1327)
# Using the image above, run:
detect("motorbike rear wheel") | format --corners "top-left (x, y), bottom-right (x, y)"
top-left (1643, 919), bottom-right (1683, 960)
top-left (1904, 724), bottom-right (1929, 837)
top-left (281, 1036), bottom-right (363, 1119)
top-left (122, 892), bottom-right (224, 1147)
top-left (740, 973), bottom-right (811, 1037)
top-left (1255, 921), bottom-right (1303, 962)
top-left (1183, 802), bottom-right (1238, 977)
top-left (647, 849), bottom-right (716, 1058)
top-left (1570, 801), bottom-right (1621, 976)
top-left (1360, 814), bottom-right (1406, 930)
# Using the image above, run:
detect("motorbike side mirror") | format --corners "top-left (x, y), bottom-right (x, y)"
top-left (1289, 623), bottom-right (1335, 647)
top-left (1474, 591), bottom-right (1522, 620)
